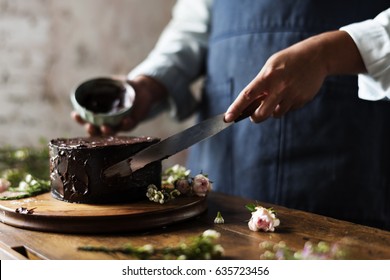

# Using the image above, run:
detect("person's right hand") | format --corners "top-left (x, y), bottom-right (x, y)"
top-left (71, 75), bottom-right (168, 136)
top-left (224, 30), bottom-right (366, 123)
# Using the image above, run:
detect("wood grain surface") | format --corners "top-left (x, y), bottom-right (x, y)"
top-left (0, 192), bottom-right (389, 260)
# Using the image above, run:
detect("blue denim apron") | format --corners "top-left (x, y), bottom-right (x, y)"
top-left (188, 0), bottom-right (390, 230)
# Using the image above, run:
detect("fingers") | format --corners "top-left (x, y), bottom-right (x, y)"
top-left (71, 111), bottom-right (111, 136)
top-left (251, 90), bottom-right (281, 122)
top-left (100, 125), bottom-right (114, 136)
top-left (71, 107), bottom-right (141, 136)
top-left (225, 83), bottom-right (268, 123)
top-left (97, 116), bottom-right (138, 136)
top-left (271, 102), bottom-right (292, 118)
top-left (225, 74), bottom-right (305, 123)
top-left (225, 86), bottom-right (298, 123)
top-left (71, 111), bottom-right (85, 125)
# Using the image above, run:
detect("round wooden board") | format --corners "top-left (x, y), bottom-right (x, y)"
top-left (0, 193), bottom-right (207, 234)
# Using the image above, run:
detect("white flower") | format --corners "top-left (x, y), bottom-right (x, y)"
top-left (18, 181), bottom-right (29, 191)
top-left (171, 164), bottom-right (190, 176)
top-left (214, 211), bottom-right (224, 224)
top-left (203, 252), bottom-right (211, 260)
top-left (213, 244), bottom-right (225, 256)
top-left (177, 255), bottom-right (187, 260)
top-left (138, 244), bottom-right (154, 254)
top-left (0, 178), bottom-right (11, 193)
top-left (248, 206), bottom-right (280, 232)
top-left (192, 174), bottom-right (212, 197)
top-left (166, 175), bottom-right (176, 184)
top-left (25, 174), bottom-right (33, 183)
top-left (14, 150), bottom-right (28, 160)
top-left (202, 229), bottom-right (221, 239)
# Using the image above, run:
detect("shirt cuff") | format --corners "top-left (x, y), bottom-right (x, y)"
top-left (340, 10), bottom-right (390, 100)
top-left (341, 19), bottom-right (390, 79)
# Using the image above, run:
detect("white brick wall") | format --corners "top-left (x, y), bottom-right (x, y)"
top-left (0, 0), bottom-right (195, 167)
top-left (0, 0), bottom-right (197, 168)
top-left (0, 0), bottom-right (51, 145)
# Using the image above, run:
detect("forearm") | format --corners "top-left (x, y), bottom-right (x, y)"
top-left (129, 0), bottom-right (212, 120)
top-left (301, 30), bottom-right (367, 76)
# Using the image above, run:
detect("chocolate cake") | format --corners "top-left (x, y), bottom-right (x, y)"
top-left (49, 136), bottom-right (161, 204)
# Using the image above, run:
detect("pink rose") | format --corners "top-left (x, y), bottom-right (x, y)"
top-left (248, 206), bottom-right (280, 232)
top-left (0, 178), bottom-right (11, 193)
top-left (192, 174), bottom-right (212, 197)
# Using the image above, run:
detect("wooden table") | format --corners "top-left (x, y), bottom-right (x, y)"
top-left (0, 192), bottom-right (389, 260)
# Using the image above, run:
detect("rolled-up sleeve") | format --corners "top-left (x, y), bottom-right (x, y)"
top-left (128, 0), bottom-right (212, 120)
top-left (341, 8), bottom-right (390, 100)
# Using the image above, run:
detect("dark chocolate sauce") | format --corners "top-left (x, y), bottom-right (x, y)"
top-left (75, 78), bottom-right (130, 114)
top-left (80, 84), bottom-right (124, 113)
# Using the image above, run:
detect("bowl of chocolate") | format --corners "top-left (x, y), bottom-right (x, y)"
top-left (71, 77), bottom-right (135, 127)
top-left (49, 136), bottom-right (161, 204)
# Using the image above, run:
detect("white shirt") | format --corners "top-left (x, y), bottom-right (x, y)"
top-left (129, 1), bottom-right (390, 120)
top-left (341, 8), bottom-right (390, 101)
top-left (128, 0), bottom-right (212, 120)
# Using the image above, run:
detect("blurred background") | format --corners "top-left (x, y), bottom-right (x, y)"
top-left (0, 0), bottom-right (197, 168)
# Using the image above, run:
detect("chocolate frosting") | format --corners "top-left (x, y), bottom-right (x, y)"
top-left (49, 136), bottom-right (161, 204)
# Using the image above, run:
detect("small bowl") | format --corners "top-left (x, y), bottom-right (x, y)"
top-left (71, 77), bottom-right (135, 126)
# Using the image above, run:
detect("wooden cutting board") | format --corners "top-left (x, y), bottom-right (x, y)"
top-left (0, 193), bottom-right (207, 234)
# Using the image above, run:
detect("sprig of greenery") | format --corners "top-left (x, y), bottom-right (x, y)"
top-left (259, 240), bottom-right (348, 260)
top-left (0, 143), bottom-right (50, 200)
top-left (162, 164), bottom-right (191, 185)
top-left (78, 229), bottom-right (224, 260)
top-left (0, 173), bottom-right (50, 200)
top-left (0, 141), bottom-right (49, 180)
top-left (147, 164), bottom-right (212, 204)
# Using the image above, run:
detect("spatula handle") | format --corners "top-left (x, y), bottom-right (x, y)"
top-left (234, 98), bottom-right (263, 122)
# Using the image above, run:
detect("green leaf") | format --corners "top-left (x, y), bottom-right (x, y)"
top-left (0, 144), bottom-right (50, 200)
top-left (245, 203), bottom-right (256, 212)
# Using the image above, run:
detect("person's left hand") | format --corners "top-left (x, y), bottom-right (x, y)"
top-left (71, 75), bottom-right (168, 136)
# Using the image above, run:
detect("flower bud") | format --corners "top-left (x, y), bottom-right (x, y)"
top-left (0, 178), bottom-right (11, 193)
top-left (175, 179), bottom-right (191, 195)
top-left (192, 174), bottom-right (211, 197)
top-left (214, 211), bottom-right (224, 224)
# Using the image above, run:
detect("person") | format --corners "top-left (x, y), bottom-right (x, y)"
top-left (73, 0), bottom-right (390, 230)
top-left (225, 8), bottom-right (390, 123)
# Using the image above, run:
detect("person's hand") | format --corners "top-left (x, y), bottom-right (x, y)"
top-left (224, 31), bottom-right (366, 123)
top-left (71, 75), bottom-right (168, 136)
top-left (225, 37), bottom-right (327, 123)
